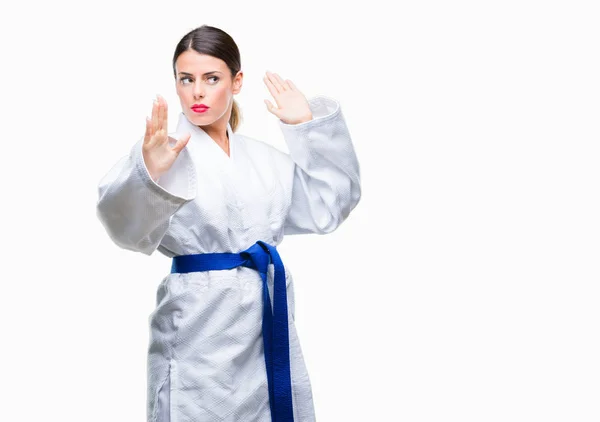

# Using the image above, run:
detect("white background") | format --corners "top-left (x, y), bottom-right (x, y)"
top-left (1, 0), bottom-right (599, 421)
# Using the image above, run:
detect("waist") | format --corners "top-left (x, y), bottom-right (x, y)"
top-left (171, 242), bottom-right (280, 274)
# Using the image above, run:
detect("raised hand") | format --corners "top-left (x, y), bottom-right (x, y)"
top-left (263, 71), bottom-right (313, 125)
top-left (142, 94), bottom-right (191, 182)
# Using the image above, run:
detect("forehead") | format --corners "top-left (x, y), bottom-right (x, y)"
top-left (175, 50), bottom-right (228, 74)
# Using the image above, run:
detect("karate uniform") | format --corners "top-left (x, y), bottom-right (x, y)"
top-left (96, 96), bottom-right (361, 422)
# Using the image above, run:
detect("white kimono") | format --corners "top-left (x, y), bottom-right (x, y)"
top-left (96, 96), bottom-right (361, 422)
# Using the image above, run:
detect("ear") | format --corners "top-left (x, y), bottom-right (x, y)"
top-left (232, 70), bottom-right (243, 94)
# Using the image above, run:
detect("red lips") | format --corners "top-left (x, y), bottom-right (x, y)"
top-left (191, 104), bottom-right (209, 112)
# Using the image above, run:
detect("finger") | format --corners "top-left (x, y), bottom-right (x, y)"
top-left (156, 95), bottom-right (163, 131)
top-left (157, 94), bottom-right (168, 132)
top-left (286, 79), bottom-right (298, 91)
top-left (159, 98), bottom-right (166, 132)
top-left (152, 99), bottom-right (159, 134)
top-left (267, 71), bottom-right (285, 92)
top-left (263, 73), bottom-right (279, 97)
top-left (264, 99), bottom-right (281, 117)
top-left (272, 73), bottom-right (288, 91)
top-left (144, 117), bottom-right (152, 144)
top-left (155, 104), bottom-right (167, 144)
top-left (172, 132), bottom-right (191, 154)
top-left (162, 96), bottom-right (168, 132)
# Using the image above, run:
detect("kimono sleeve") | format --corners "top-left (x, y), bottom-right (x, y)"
top-left (279, 95), bottom-right (361, 235)
top-left (96, 137), bottom-right (196, 255)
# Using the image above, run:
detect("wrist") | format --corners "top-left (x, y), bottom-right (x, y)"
top-left (284, 113), bottom-right (313, 125)
top-left (142, 151), bottom-right (162, 183)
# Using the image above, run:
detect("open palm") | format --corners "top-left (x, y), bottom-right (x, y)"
top-left (142, 95), bottom-right (191, 182)
top-left (263, 71), bottom-right (313, 125)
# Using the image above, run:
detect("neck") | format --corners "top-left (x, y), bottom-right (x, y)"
top-left (203, 123), bottom-right (229, 147)
top-left (197, 115), bottom-right (230, 156)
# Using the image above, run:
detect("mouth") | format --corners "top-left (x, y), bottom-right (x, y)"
top-left (191, 105), bottom-right (209, 113)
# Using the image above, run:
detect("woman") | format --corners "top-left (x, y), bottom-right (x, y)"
top-left (97, 25), bottom-right (361, 422)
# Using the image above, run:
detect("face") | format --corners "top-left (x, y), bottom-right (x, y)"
top-left (174, 50), bottom-right (242, 128)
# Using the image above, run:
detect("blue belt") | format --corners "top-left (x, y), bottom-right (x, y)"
top-left (171, 241), bottom-right (294, 422)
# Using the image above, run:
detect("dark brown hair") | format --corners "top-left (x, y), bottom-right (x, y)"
top-left (172, 25), bottom-right (242, 131)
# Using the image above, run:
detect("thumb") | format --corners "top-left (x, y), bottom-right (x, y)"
top-left (264, 99), bottom-right (281, 118)
top-left (173, 132), bottom-right (191, 154)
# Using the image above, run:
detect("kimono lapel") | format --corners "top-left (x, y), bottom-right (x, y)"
top-left (175, 113), bottom-right (235, 170)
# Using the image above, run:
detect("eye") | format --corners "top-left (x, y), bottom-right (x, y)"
top-left (180, 77), bottom-right (192, 85)
top-left (207, 76), bottom-right (220, 84)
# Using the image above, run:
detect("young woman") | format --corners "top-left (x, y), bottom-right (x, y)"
top-left (96, 24), bottom-right (361, 422)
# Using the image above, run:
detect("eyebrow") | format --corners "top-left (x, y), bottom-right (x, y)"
top-left (178, 71), bottom-right (222, 77)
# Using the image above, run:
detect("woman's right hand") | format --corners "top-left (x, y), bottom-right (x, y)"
top-left (142, 94), bottom-right (191, 182)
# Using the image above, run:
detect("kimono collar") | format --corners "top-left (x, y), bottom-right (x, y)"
top-left (175, 112), bottom-right (233, 147)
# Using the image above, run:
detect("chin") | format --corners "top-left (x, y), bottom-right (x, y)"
top-left (186, 112), bottom-right (208, 125)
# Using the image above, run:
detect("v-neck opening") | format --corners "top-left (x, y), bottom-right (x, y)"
top-left (177, 113), bottom-right (234, 163)
top-left (206, 123), bottom-right (234, 162)
top-left (213, 125), bottom-right (233, 160)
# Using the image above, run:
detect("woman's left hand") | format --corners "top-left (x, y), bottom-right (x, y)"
top-left (263, 71), bottom-right (313, 125)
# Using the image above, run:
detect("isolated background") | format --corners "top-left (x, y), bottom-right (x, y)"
top-left (1, 0), bottom-right (599, 420)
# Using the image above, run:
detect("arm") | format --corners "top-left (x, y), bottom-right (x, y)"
top-left (280, 96), bottom-right (361, 235)
top-left (96, 137), bottom-right (196, 255)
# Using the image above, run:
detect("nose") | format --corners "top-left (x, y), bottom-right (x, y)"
top-left (193, 81), bottom-right (205, 100)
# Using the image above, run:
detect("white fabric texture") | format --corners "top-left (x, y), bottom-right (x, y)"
top-left (96, 95), bottom-right (361, 422)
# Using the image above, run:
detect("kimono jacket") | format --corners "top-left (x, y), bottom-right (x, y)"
top-left (96, 95), bottom-right (361, 422)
